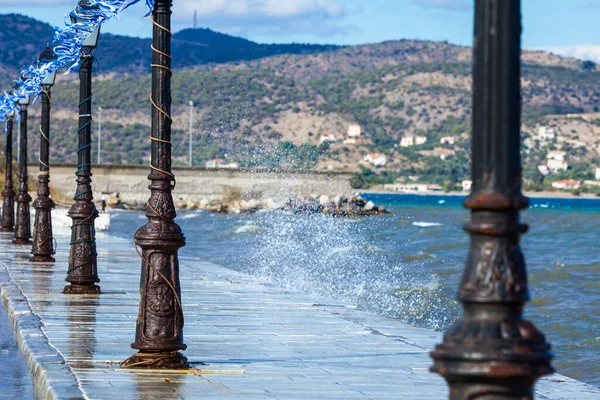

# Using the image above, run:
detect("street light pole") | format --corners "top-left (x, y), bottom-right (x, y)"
top-left (98, 106), bottom-right (102, 164)
top-left (188, 100), bottom-right (193, 167)
top-left (124, 0), bottom-right (188, 370)
top-left (14, 96), bottom-right (32, 245)
top-left (1, 112), bottom-right (16, 232)
top-left (64, 23), bottom-right (101, 295)
top-left (430, 1), bottom-right (554, 398)
top-left (31, 45), bottom-right (58, 262)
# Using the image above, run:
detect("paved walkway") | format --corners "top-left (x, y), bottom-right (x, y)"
top-left (0, 230), bottom-right (599, 400)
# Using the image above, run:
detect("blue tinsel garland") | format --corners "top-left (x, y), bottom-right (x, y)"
top-left (0, 0), bottom-right (154, 123)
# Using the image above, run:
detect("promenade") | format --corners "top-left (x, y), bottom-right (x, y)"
top-left (1, 229), bottom-right (599, 400)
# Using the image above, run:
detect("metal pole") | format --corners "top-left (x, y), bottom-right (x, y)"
top-left (189, 101), bottom-right (193, 167)
top-left (64, 49), bottom-right (100, 294)
top-left (98, 106), bottom-right (102, 165)
top-left (1, 115), bottom-right (16, 232)
top-left (31, 85), bottom-right (56, 262)
top-left (13, 105), bottom-right (32, 245)
top-left (124, 0), bottom-right (188, 370)
top-left (430, 1), bottom-right (554, 398)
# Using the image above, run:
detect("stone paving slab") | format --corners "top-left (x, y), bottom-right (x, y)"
top-left (0, 231), bottom-right (599, 399)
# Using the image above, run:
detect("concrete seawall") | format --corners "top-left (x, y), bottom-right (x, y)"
top-left (41, 164), bottom-right (353, 203)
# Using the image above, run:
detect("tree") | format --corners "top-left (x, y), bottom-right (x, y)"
top-left (581, 60), bottom-right (596, 72)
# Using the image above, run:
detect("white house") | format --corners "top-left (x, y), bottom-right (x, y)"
top-left (538, 165), bottom-right (549, 176)
top-left (546, 150), bottom-right (568, 172)
top-left (538, 126), bottom-right (556, 141)
top-left (462, 180), bottom-right (472, 192)
top-left (343, 138), bottom-right (359, 145)
top-left (363, 153), bottom-right (387, 167)
top-left (400, 135), bottom-right (427, 147)
top-left (320, 132), bottom-right (337, 143)
top-left (595, 167), bottom-right (600, 180)
top-left (206, 158), bottom-right (227, 168)
top-left (552, 180), bottom-right (580, 190)
top-left (347, 124), bottom-right (361, 138)
top-left (440, 150), bottom-right (456, 160)
top-left (440, 136), bottom-right (455, 145)
top-left (547, 150), bottom-right (566, 162)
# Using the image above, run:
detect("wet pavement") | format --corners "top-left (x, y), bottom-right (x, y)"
top-left (0, 298), bottom-right (35, 400)
top-left (0, 230), bottom-right (599, 400)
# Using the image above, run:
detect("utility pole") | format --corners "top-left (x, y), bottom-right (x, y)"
top-left (98, 106), bottom-right (102, 164)
top-left (189, 100), bottom-right (193, 167)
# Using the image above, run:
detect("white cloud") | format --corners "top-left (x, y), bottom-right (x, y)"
top-left (171, 0), bottom-right (353, 39)
top-left (413, 0), bottom-right (471, 12)
top-left (176, 0), bottom-right (345, 19)
top-left (542, 44), bottom-right (600, 63)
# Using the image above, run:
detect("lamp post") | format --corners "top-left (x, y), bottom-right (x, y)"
top-left (1, 111), bottom-right (16, 232)
top-left (98, 106), bottom-right (102, 164)
top-left (32, 45), bottom-right (57, 262)
top-left (188, 101), bottom-right (193, 167)
top-left (64, 20), bottom-right (101, 294)
top-left (13, 92), bottom-right (32, 245)
top-left (124, 0), bottom-right (188, 370)
top-left (430, 1), bottom-right (554, 398)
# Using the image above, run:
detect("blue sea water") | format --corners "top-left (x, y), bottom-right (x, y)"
top-left (110, 193), bottom-right (600, 387)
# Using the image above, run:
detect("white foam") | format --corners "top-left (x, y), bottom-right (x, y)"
top-left (413, 222), bottom-right (443, 227)
top-left (235, 224), bottom-right (261, 234)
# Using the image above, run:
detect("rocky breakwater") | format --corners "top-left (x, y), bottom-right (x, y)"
top-left (176, 194), bottom-right (389, 217)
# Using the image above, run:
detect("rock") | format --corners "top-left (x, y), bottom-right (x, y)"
top-left (364, 201), bottom-right (375, 211)
top-left (319, 195), bottom-right (330, 206)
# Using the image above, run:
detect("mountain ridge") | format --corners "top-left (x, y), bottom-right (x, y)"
top-left (1, 14), bottom-right (599, 193)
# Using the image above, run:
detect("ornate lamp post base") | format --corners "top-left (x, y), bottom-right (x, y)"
top-left (31, 183), bottom-right (55, 262)
top-left (63, 284), bottom-right (101, 295)
top-left (123, 351), bottom-right (188, 370)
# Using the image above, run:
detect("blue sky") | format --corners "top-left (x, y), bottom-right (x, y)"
top-left (2, 0), bottom-right (600, 60)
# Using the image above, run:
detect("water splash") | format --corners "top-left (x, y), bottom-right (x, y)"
top-left (230, 212), bottom-right (456, 330)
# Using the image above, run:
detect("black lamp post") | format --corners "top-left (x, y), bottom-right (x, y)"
top-left (1, 110), bottom-right (16, 232)
top-left (64, 17), bottom-right (101, 294)
top-left (31, 46), bottom-right (57, 262)
top-left (430, 1), bottom-right (554, 398)
top-left (13, 90), bottom-right (32, 245)
top-left (123, 0), bottom-right (188, 370)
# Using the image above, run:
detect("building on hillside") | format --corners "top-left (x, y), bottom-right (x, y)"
top-left (348, 124), bottom-right (361, 138)
top-left (462, 180), bottom-right (472, 192)
top-left (552, 180), bottom-right (580, 190)
top-left (538, 165), bottom-right (549, 176)
top-left (400, 135), bottom-right (427, 147)
top-left (440, 149), bottom-right (456, 160)
top-left (538, 126), bottom-right (556, 141)
top-left (547, 150), bottom-right (566, 161)
top-left (343, 138), bottom-right (360, 145)
top-left (547, 159), bottom-right (568, 172)
top-left (595, 167), bottom-right (600, 180)
top-left (384, 183), bottom-right (442, 193)
top-left (546, 150), bottom-right (568, 172)
top-left (320, 132), bottom-right (337, 143)
top-left (206, 158), bottom-right (227, 168)
top-left (440, 136), bottom-right (456, 145)
top-left (363, 153), bottom-right (387, 167)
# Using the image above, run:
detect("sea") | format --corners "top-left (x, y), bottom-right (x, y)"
top-left (110, 193), bottom-right (600, 388)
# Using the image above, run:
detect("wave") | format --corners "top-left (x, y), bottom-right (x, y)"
top-left (413, 221), bottom-right (443, 227)
top-left (235, 224), bottom-right (261, 234)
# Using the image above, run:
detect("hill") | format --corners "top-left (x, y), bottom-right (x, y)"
top-left (0, 14), bottom-right (339, 74)
top-left (1, 15), bottom-right (599, 193)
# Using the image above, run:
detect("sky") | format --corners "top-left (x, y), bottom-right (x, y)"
top-left (2, 0), bottom-right (600, 61)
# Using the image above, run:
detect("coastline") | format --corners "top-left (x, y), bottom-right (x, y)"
top-left (361, 188), bottom-right (600, 200)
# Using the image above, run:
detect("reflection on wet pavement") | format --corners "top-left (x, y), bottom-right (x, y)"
top-left (0, 304), bottom-right (35, 399)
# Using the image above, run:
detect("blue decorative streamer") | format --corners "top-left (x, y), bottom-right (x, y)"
top-left (0, 0), bottom-right (154, 124)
